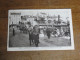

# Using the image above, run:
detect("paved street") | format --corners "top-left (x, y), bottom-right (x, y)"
top-left (9, 29), bottom-right (71, 47)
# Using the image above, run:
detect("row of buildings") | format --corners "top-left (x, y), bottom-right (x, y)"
top-left (9, 12), bottom-right (70, 36)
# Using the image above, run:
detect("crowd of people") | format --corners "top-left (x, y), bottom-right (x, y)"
top-left (28, 25), bottom-right (56, 47)
top-left (28, 25), bottom-right (70, 47)
top-left (10, 24), bottom-right (70, 47)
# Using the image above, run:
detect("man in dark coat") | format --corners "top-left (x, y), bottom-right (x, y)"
top-left (46, 28), bottom-right (51, 39)
top-left (13, 27), bottom-right (15, 36)
top-left (33, 25), bottom-right (40, 47)
top-left (29, 29), bottom-right (34, 46)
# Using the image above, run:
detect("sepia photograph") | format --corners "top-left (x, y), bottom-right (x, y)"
top-left (7, 9), bottom-right (74, 51)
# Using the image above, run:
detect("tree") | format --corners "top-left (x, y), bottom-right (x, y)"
top-left (27, 22), bottom-right (31, 26)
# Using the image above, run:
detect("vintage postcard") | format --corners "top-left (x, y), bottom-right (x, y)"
top-left (7, 9), bottom-right (74, 51)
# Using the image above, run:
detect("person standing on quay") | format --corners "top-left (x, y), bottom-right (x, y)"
top-left (28, 26), bottom-right (34, 46)
top-left (33, 25), bottom-right (40, 47)
top-left (46, 28), bottom-right (51, 39)
top-left (13, 27), bottom-right (15, 36)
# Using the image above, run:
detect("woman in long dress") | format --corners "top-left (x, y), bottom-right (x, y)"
top-left (33, 25), bottom-right (40, 47)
